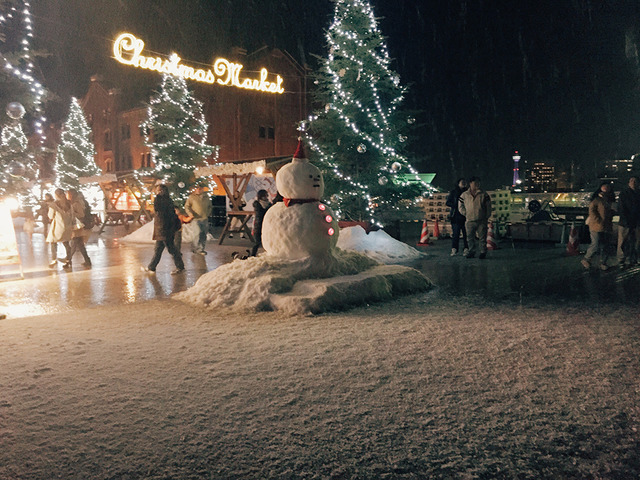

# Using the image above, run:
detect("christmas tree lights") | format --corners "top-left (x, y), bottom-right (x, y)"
top-left (0, 1), bottom-right (47, 148)
top-left (141, 71), bottom-right (218, 206)
top-left (304, 0), bottom-right (433, 225)
top-left (0, 111), bottom-right (36, 200)
top-left (55, 97), bottom-right (100, 192)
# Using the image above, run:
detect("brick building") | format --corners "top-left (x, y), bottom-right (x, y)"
top-left (81, 47), bottom-right (308, 174)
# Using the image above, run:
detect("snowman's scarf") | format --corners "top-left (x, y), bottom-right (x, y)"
top-left (283, 198), bottom-right (317, 207)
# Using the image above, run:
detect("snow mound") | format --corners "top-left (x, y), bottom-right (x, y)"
top-left (119, 219), bottom-right (213, 244)
top-left (175, 248), bottom-right (431, 315)
top-left (337, 226), bottom-right (424, 264)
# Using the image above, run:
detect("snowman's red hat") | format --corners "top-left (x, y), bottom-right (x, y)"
top-left (293, 138), bottom-right (306, 160)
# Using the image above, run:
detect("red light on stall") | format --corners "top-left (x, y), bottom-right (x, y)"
top-left (318, 204), bottom-right (326, 211)
top-left (328, 227), bottom-right (335, 236)
top-left (325, 215), bottom-right (333, 223)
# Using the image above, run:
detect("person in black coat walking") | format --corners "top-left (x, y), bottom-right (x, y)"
top-left (446, 178), bottom-right (469, 256)
top-left (144, 184), bottom-right (185, 274)
top-left (617, 176), bottom-right (640, 267)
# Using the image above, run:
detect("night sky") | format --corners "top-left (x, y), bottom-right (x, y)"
top-left (25, 0), bottom-right (640, 190)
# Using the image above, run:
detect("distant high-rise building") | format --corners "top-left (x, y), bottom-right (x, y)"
top-left (525, 162), bottom-right (556, 192)
top-left (512, 151), bottom-right (521, 187)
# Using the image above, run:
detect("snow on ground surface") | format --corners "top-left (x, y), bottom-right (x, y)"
top-left (175, 226), bottom-right (429, 314)
top-left (122, 223), bottom-right (423, 264)
top-left (1, 294), bottom-right (639, 479)
top-left (120, 219), bottom-right (212, 244)
top-left (175, 248), bottom-right (430, 315)
top-left (337, 225), bottom-right (424, 263)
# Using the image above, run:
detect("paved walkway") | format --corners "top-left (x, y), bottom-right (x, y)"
top-left (1, 226), bottom-right (639, 319)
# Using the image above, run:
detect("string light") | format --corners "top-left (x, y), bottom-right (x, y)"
top-left (139, 73), bottom-right (219, 206)
top-left (304, 0), bottom-right (435, 225)
top-left (55, 97), bottom-right (101, 193)
top-left (0, 1), bottom-right (47, 148)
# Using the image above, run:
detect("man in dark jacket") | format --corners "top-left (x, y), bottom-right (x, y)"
top-left (144, 184), bottom-right (185, 274)
top-left (617, 176), bottom-right (640, 267)
top-left (445, 178), bottom-right (469, 256)
top-left (250, 189), bottom-right (271, 256)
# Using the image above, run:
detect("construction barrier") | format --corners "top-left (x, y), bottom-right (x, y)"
top-left (432, 218), bottom-right (440, 239)
top-left (417, 220), bottom-right (430, 246)
top-left (565, 223), bottom-right (580, 256)
top-left (487, 221), bottom-right (498, 250)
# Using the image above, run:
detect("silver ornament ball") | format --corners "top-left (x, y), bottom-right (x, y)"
top-left (391, 162), bottom-right (402, 172)
top-left (6, 102), bottom-right (25, 120)
top-left (378, 176), bottom-right (388, 185)
top-left (178, 182), bottom-right (185, 188)
top-left (7, 160), bottom-right (25, 177)
top-left (357, 144), bottom-right (366, 153)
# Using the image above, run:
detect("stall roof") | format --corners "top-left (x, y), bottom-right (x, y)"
top-left (194, 156), bottom-right (292, 177)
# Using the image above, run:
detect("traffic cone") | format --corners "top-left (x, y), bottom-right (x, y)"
top-left (432, 218), bottom-right (440, 239)
top-left (417, 220), bottom-right (430, 246)
top-left (565, 223), bottom-right (580, 256)
top-left (486, 221), bottom-right (498, 250)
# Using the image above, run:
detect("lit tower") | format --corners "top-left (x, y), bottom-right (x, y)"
top-left (512, 150), bottom-right (521, 187)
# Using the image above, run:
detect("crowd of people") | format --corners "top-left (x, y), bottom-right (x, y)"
top-left (446, 176), bottom-right (492, 259)
top-left (34, 187), bottom-right (95, 270)
top-left (445, 175), bottom-right (640, 270)
top-left (29, 176), bottom-right (640, 275)
top-left (581, 176), bottom-right (640, 271)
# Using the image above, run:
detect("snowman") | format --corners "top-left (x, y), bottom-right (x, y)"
top-left (262, 141), bottom-right (340, 259)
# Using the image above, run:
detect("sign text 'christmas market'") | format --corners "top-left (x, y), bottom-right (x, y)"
top-left (113, 33), bottom-right (285, 94)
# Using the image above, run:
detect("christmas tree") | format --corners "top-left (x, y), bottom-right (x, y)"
top-left (304, 0), bottom-right (428, 225)
top-left (0, 1), bottom-right (47, 202)
top-left (142, 69), bottom-right (217, 205)
top-left (0, 105), bottom-right (37, 200)
top-left (55, 97), bottom-right (99, 192)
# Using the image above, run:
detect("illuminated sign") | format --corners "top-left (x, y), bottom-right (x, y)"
top-left (113, 33), bottom-right (285, 94)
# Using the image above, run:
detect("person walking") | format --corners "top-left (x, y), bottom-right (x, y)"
top-left (458, 176), bottom-right (492, 259)
top-left (67, 189), bottom-right (93, 267)
top-left (46, 188), bottom-right (74, 269)
top-left (582, 182), bottom-right (615, 271)
top-left (144, 184), bottom-right (184, 274)
top-left (446, 178), bottom-right (469, 257)
top-left (250, 189), bottom-right (272, 256)
top-left (37, 193), bottom-right (54, 238)
top-left (616, 176), bottom-right (640, 268)
top-left (184, 183), bottom-right (212, 254)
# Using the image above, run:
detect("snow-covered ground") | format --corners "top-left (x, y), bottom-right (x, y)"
top-left (119, 219), bottom-right (213, 245)
top-left (1, 294), bottom-right (639, 479)
top-left (121, 223), bottom-right (424, 265)
top-left (175, 226), bottom-right (428, 314)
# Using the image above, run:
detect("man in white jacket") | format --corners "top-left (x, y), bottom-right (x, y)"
top-left (458, 176), bottom-right (492, 259)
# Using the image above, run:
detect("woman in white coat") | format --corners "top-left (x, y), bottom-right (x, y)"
top-left (46, 188), bottom-right (74, 269)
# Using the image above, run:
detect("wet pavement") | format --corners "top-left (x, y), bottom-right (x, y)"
top-left (1, 225), bottom-right (639, 319)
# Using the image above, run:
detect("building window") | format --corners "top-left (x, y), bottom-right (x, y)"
top-left (268, 127), bottom-right (275, 139)
top-left (140, 153), bottom-right (152, 168)
top-left (105, 158), bottom-right (114, 172)
top-left (139, 125), bottom-right (149, 138)
top-left (121, 124), bottom-right (130, 140)
top-left (104, 130), bottom-right (112, 150)
top-left (259, 126), bottom-right (266, 138)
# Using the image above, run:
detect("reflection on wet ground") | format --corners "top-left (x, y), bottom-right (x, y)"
top-left (2, 227), bottom-right (639, 319)
top-left (1, 227), bottom-right (241, 318)
top-left (417, 240), bottom-right (640, 306)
